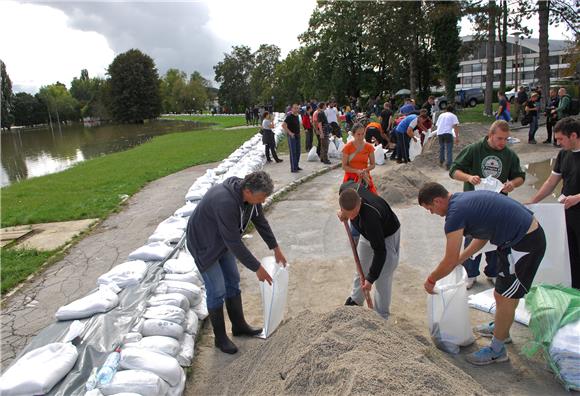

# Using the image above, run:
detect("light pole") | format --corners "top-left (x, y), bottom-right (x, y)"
top-left (513, 32), bottom-right (523, 90)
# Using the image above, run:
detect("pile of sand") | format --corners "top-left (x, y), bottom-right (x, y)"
top-left (209, 307), bottom-right (488, 395)
top-left (374, 164), bottom-right (430, 206)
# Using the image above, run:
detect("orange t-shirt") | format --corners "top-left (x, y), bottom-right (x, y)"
top-left (342, 141), bottom-right (375, 170)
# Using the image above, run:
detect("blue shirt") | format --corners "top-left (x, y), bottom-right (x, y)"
top-left (399, 103), bottom-right (416, 115)
top-left (444, 191), bottom-right (533, 248)
top-left (395, 114), bottom-right (417, 134)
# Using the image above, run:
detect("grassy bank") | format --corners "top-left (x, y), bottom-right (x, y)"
top-left (1, 128), bottom-right (256, 227)
top-left (457, 104), bottom-right (495, 124)
top-left (1, 248), bottom-right (56, 294)
top-left (161, 114), bottom-right (247, 128)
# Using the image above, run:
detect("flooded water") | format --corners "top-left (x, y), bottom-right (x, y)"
top-left (1, 120), bottom-right (205, 187)
top-left (525, 158), bottom-right (563, 198)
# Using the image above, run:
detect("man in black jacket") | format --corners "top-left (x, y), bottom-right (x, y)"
top-left (186, 171), bottom-right (287, 354)
top-left (338, 181), bottom-right (401, 319)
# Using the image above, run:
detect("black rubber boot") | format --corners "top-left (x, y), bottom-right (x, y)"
top-left (345, 296), bottom-right (360, 306)
top-left (208, 306), bottom-right (238, 354)
top-left (225, 294), bottom-right (262, 337)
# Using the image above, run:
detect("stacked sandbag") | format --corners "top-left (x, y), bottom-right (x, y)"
top-left (97, 260), bottom-right (148, 288)
top-left (55, 283), bottom-right (121, 321)
top-left (549, 320), bottom-right (580, 391)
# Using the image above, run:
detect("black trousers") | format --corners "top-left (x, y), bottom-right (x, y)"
top-left (305, 127), bottom-right (314, 151)
top-left (265, 143), bottom-right (280, 161)
top-left (566, 209), bottom-right (580, 289)
top-left (315, 133), bottom-right (321, 156)
top-left (546, 117), bottom-right (557, 142)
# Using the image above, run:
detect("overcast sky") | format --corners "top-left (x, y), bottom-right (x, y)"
top-left (0, 0), bottom-right (573, 94)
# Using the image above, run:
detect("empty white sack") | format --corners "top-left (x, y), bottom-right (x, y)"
top-left (176, 333), bottom-right (195, 367)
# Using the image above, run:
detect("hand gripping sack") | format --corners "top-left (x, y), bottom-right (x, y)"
top-left (474, 175), bottom-right (503, 193)
top-left (427, 266), bottom-right (475, 354)
top-left (307, 146), bottom-right (319, 162)
top-left (259, 256), bottom-right (289, 338)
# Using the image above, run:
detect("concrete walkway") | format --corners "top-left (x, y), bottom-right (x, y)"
top-left (0, 153), bottom-right (337, 370)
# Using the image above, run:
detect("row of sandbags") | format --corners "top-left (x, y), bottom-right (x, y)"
top-left (0, 117), bottom-right (285, 395)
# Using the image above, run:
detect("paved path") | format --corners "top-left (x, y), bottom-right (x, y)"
top-left (0, 153), bottom-right (336, 371)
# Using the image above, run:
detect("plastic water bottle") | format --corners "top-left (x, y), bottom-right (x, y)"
top-left (85, 367), bottom-right (99, 391)
top-left (96, 347), bottom-right (121, 386)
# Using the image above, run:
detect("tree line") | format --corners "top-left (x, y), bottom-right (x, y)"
top-left (1, 49), bottom-right (216, 129)
top-left (215, 0), bottom-right (577, 113)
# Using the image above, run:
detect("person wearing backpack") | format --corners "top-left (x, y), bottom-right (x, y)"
top-left (552, 87), bottom-right (571, 121)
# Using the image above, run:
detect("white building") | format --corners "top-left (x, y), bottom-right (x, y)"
top-left (457, 35), bottom-right (574, 90)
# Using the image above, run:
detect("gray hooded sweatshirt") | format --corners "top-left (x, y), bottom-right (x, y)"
top-left (186, 177), bottom-right (278, 273)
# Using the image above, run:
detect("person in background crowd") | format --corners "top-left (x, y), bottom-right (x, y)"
top-left (325, 100), bottom-right (341, 139)
top-left (513, 86), bottom-right (529, 123)
top-left (529, 117), bottom-right (580, 290)
top-left (544, 88), bottom-right (560, 145)
top-left (399, 98), bottom-right (415, 116)
top-left (313, 103), bottom-right (321, 158)
top-left (496, 92), bottom-right (511, 122)
top-left (245, 107), bottom-right (252, 126)
top-left (317, 102), bottom-right (331, 165)
top-left (282, 103), bottom-right (303, 173)
top-left (261, 111), bottom-right (282, 163)
top-left (302, 105), bottom-right (314, 152)
top-left (434, 105), bottom-right (459, 170)
top-left (186, 171), bottom-right (287, 354)
top-left (380, 102), bottom-right (393, 141)
top-left (252, 106), bottom-right (259, 126)
top-left (552, 87), bottom-right (571, 122)
top-left (393, 111), bottom-right (418, 164)
top-left (416, 109), bottom-right (433, 146)
top-left (365, 121), bottom-right (388, 148)
top-left (422, 96), bottom-right (435, 119)
top-left (525, 92), bottom-right (540, 144)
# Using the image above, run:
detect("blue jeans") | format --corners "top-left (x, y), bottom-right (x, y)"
top-left (201, 250), bottom-right (241, 310)
top-left (395, 133), bottom-right (411, 162)
top-left (438, 134), bottom-right (453, 167)
top-left (528, 116), bottom-right (538, 141)
top-left (462, 238), bottom-right (499, 278)
top-left (287, 134), bottom-right (301, 171)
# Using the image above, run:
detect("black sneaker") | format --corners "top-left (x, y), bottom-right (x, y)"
top-left (542, 140), bottom-right (551, 144)
top-left (528, 140), bottom-right (537, 144)
top-left (297, 167), bottom-right (303, 171)
top-left (344, 297), bottom-right (360, 306)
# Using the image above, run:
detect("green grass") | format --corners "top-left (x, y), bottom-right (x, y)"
top-left (1, 128), bottom-right (256, 227)
top-left (1, 248), bottom-right (56, 294)
top-left (161, 114), bottom-right (248, 128)
top-left (457, 104), bottom-right (496, 124)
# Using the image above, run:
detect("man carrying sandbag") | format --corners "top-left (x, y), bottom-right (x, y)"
top-left (186, 171), bottom-right (287, 354)
top-left (337, 181), bottom-right (401, 319)
top-left (419, 182), bottom-right (546, 365)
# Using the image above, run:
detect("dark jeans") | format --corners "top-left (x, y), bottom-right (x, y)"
top-left (438, 134), bottom-right (454, 167)
top-left (305, 127), bottom-right (314, 151)
top-left (528, 115), bottom-right (539, 141)
top-left (395, 133), bottom-right (411, 162)
top-left (566, 209), bottom-right (580, 289)
top-left (287, 134), bottom-right (301, 171)
top-left (462, 237), bottom-right (499, 278)
top-left (201, 250), bottom-right (240, 310)
top-left (315, 133), bottom-right (321, 156)
top-left (546, 116), bottom-right (557, 143)
top-left (265, 143), bottom-right (280, 161)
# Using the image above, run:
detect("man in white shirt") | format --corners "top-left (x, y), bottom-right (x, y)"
top-left (435, 105), bottom-right (460, 170)
top-left (325, 100), bottom-right (340, 138)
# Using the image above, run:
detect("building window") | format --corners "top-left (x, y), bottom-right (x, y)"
top-left (463, 77), bottom-right (473, 85)
top-left (524, 57), bottom-right (535, 67)
top-left (472, 76), bottom-right (482, 84)
top-left (524, 71), bottom-right (535, 80)
top-left (462, 64), bottom-right (472, 73)
top-left (472, 63), bottom-right (482, 72)
top-left (550, 69), bottom-right (559, 78)
top-left (549, 55), bottom-right (559, 65)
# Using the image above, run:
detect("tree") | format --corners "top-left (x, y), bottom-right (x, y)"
top-left (161, 68), bottom-right (187, 113)
top-left (537, 0), bottom-right (550, 110)
top-left (214, 46), bottom-right (254, 113)
top-left (250, 44), bottom-right (281, 105)
top-left (12, 92), bottom-right (46, 126)
top-left (1, 60), bottom-right (14, 129)
top-left (38, 82), bottom-right (80, 125)
top-left (483, 0), bottom-right (497, 116)
top-left (186, 71), bottom-right (210, 112)
top-left (432, 1), bottom-right (462, 102)
top-left (108, 49), bottom-right (162, 122)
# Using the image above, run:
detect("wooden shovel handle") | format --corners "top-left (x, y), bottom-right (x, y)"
top-left (342, 220), bottom-right (373, 309)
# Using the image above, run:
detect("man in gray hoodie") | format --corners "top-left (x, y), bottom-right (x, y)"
top-left (186, 171), bottom-right (287, 354)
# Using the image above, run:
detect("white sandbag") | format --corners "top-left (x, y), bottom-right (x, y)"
top-left (147, 293), bottom-right (190, 311)
top-left (0, 327), bottom-right (81, 396)
top-left (337, 139), bottom-right (345, 152)
top-left (174, 202), bottom-right (198, 218)
top-left (119, 347), bottom-right (182, 387)
top-left (409, 136), bottom-right (422, 161)
top-left (141, 319), bottom-right (184, 340)
top-left (307, 146), bottom-right (319, 162)
top-left (374, 144), bottom-right (385, 165)
top-left (184, 309), bottom-right (199, 335)
top-left (259, 256), bottom-right (289, 338)
top-left (127, 242), bottom-right (173, 262)
top-left (185, 187), bottom-right (207, 202)
top-left (167, 368), bottom-right (186, 396)
top-left (100, 370), bottom-right (169, 396)
top-left (427, 266), bottom-right (475, 354)
top-left (156, 280), bottom-right (202, 306)
top-left (163, 255), bottom-right (196, 274)
top-left (55, 284), bottom-right (120, 321)
top-left (164, 271), bottom-right (203, 287)
top-left (147, 228), bottom-right (184, 245)
top-left (468, 287), bottom-right (531, 325)
top-left (192, 298), bottom-right (209, 320)
top-left (474, 175), bottom-right (503, 193)
top-left (97, 260), bottom-right (148, 288)
top-left (125, 336), bottom-right (181, 357)
top-left (130, 317), bottom-right (145, 333)
top-left (143, 305), bottom-right (186, 325)
top-left (157, 215), bottom-right (188, 231)
top-left (327, 138), bottom-right (339, 158)
top-left (176, 333), bottom-right (195, 367)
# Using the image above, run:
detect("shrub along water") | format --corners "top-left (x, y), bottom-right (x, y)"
top-left (161, 114), bottom-right (248, 129)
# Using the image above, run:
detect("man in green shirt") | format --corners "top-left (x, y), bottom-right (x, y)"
top-left (449, 120), bottom-right (526, 288)
top-left (552, 87), bottom-right (571, 121)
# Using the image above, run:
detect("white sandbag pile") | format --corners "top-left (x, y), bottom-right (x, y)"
top-left (55, 283), bottom-right (121, 321)
top-left (549, 319), bottom-right (580, 391)
top-left (128, 241), bottom-right (174, 262)
top-left (97, 260), bottom-right (148, 288)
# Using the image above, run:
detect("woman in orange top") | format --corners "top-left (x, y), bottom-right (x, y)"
top-left (342, 122), bottom-right (377, 194)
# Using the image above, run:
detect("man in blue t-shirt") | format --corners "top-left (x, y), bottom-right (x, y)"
top-left (394, 113), bottom-right (418, 163)
top-left (418, 183), bottom-right (546, 366)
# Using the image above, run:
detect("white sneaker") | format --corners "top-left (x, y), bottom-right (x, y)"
top-left (487, 276), bottom-right (497, 285)
top-left (466, 277), bottom-right (477, 289)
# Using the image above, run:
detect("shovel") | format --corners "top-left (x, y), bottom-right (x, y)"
top-left (342, 220), bottom-right (373, 309)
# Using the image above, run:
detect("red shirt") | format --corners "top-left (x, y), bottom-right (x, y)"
top-left (302, 113), bottom-right (312, 129)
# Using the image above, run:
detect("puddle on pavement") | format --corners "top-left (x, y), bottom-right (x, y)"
top-left (525, 158), bottom-right (563, 199)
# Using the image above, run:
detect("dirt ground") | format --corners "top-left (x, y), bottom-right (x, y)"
top-left (185, 122), bottom-right (568, 395)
